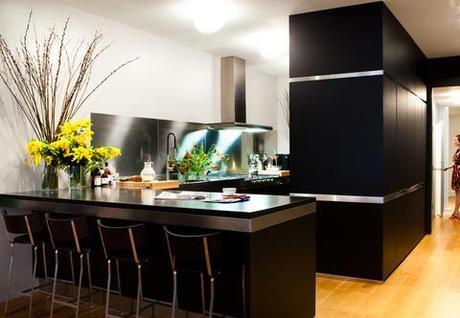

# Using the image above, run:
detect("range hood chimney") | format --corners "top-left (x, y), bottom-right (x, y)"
top-left (207, 56), bottom-right (272, 132)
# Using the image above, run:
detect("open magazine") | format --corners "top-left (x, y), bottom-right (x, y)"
top-left (155, 191), bottom-right (206, 200)
top-left (155, 191), bottom-right (250, 203)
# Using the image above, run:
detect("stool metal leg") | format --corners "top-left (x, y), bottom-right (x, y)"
top-left (200, 273), bottom-right (206, 318)
top-left (86, 252), bottom-right (93, 304)
top-left (105, 259), bottom-right (112, 318)
top-left (241, 265), bottom-right (246, 318)
top-left (28, 246), bottom-right (38, 317)
top-left (75, 254), bottom-right (84, 318)
top-left (69, 251), bottom-right (75, 284)
top-left (208, 277), bottom-right (215, 318)
top-left (136, 264), bottom-right (143, 318)
top-left (50, 250), bottom-right (59, 318)
top-left (42, 242), bottom-right (49, 282)
top-left (171, 270), bottom-right (178, 318)
top-left (116, 259), bottom-right (122, 295)
top-left (4, 242), bottom-right (15, 315)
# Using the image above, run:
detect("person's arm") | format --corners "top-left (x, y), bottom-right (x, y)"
top-left (443, 165), bottom-right (454, 171)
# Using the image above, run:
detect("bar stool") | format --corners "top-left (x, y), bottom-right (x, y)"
top-left (45, 213), bottom-right (93, 318)
top-left (163, 226), bottom-right (246, 318)
top-left (2, 210), bottom-right (48, 317)
top-left (97, 219), bottom-right (151, 318)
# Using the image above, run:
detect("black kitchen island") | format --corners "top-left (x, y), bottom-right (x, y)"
top-left (0, 189), bottom-right (316, 318)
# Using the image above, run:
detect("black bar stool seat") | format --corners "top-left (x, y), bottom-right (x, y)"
top-left (97, 219), bottom-right (152, 318)
top-left (45, 213), bottom-right (94, 318)
top-left (10, 233), bottom-right (42, 245)
top-left (2, 209), bottom-right (49, 318)
top-left (164, 225), bottom-right (246, 318)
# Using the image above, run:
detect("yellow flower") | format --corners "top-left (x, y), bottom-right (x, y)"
top-left (58, 119), bottom-right (92, 138)
top-left (73, 129), bottom-right (93, 146)
top-left (75, 119), bottom-right (92, 129)
top-left (50, 139), bottom-right (71, 156)
top-left (26, 140), bottom-right (46, 165)
top-left (29, 153), bottom-right (43, 166)
top-left (71, 146), bottom-right (92, 163)
top-left (106, 147), bottom-right (121, 158)
top-left (58, 121), bottom-right (75, 136)
top-left (94, 147), bottom-right (121, 161)
top-left (26, 140), bottom-right (46, 155)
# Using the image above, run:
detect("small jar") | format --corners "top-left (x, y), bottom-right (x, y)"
top-left (140, 162), bottom-right (156, 181)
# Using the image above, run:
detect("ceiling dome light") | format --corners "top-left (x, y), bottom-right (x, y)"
top-left (193, 0), bottom-right (226, 34)
top-left (258, 31), bottom-right (287, 60)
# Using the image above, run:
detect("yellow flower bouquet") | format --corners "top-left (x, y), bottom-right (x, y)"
top-left (26, 119), bottom-right (121, 189)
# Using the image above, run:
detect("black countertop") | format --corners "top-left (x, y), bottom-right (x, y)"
top-left (0, 189), bottom-right (314, 232)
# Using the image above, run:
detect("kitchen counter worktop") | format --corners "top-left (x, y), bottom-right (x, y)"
top-left (0, 188), bottom-right (314, 233)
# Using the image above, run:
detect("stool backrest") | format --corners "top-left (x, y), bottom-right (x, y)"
top-left (45, 213), bottom-right (90, 253)
top-left (163, 226), bottom-right (223, 277)
top-left (97, 220), bottom-right (148, 264)
top-left (2, 210), bottom-right (42, 246)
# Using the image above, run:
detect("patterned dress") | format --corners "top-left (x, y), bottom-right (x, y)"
top-left (452, 148), bottom-right (460, 191)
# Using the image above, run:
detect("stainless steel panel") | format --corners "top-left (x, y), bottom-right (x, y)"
top-left (291, 193), bottom-right (384, 204)
top-left (289, 70), bottom-right (384, 83)
top-left (221, 56), bottom-right (246, 123)
top-left (92, 113), bottom-right (277, 178)
top-left (291, 182), bottom-right (425, 204)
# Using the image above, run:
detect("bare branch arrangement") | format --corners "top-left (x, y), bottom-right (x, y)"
top-left (278, 89), bottom-right (289, 127)
top-left (0, 11), bottom-right (138, 142)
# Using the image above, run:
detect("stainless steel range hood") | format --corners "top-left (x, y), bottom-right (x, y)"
top-left (207, 56), bottom-right (273, 132)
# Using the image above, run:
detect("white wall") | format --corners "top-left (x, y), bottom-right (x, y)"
top-left (244, 68), bottom-right (290, 154)
top-left (246, 66), bottom-right (277, 129)
top-left (0, 0), bottom-right (283, 298)
top-left (432, 100), bottom-right (450, 216)
top-left (276, 76), bottom-right (290, 154)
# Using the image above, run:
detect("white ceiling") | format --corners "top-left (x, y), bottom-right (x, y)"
top-left (52, 0), bottom-right (460, 75)
top-left (434, 87), bottom-right (460, 110)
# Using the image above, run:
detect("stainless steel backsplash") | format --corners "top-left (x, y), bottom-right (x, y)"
top-left (91, 113), bottom-right (277, 178)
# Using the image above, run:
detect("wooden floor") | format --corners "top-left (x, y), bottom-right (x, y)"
top-left (2, 209), bottom-right (460, 317)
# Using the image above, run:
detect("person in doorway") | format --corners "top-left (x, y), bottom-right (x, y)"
top-left (444, 134), bottom-right (460, 219)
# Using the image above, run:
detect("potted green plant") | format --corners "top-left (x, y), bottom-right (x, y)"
top-left (176, 144), bottom-right (228, 181)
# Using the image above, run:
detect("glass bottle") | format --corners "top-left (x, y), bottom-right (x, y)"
top-left (104, 162), bottom-right (113, 185)
top-left (92, 167), bottom-right (102, 187)
top-left (140, 162), bottom-right (156, 182)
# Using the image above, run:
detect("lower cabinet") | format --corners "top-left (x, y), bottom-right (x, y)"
top-left (316, 187), bottom-right (425, 281)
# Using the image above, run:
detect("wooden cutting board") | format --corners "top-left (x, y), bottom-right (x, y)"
top-left (258, 170), bottom-right (290, 177)
top-left (117, 180), bottom-right (180, 190)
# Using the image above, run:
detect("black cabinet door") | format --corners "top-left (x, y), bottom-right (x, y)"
top-left (396, 86), bottom-right (409, 189)
top-left (383, 77), bottom-right (398, 195)
top-left (416, 98), bottom-right (427, 183)
top-left (289, 2), bottom-right (383, 78)
top-left (382, 5), bottom-right (427, 101)
top-left (407, 92), bottom-right (418, 186)
top-left (290, 76), bottom-right (384, 196)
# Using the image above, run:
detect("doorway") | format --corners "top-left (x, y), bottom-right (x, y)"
top-left (432, 86), bottom-right (460, 217)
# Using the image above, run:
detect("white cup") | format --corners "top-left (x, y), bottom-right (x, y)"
top-left (222, 187), bottom-right (237, 195)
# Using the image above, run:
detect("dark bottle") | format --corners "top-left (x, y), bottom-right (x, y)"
top-left (103, 162), bottom-right (113, 185)
top-left (91, 167), bottom-right (102, 187)
top-left (101, 165), bottom-right (109, 187)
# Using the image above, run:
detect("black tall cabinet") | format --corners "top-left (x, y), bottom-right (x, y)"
top-left (290, 2), bottom-right (428, 281)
